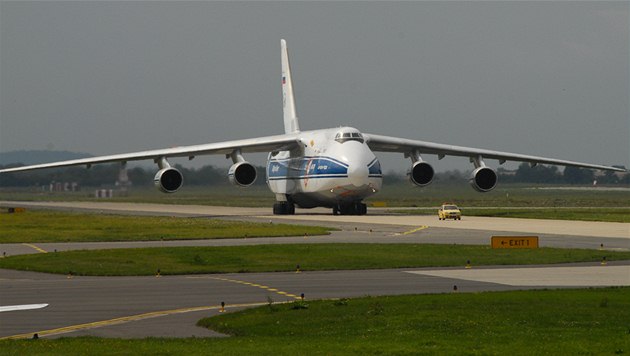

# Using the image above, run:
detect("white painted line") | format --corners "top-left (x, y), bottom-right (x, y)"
top-left (0, 303), bottom-right (49, 313)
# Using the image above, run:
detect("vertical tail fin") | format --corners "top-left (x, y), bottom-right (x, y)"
top-left (281, 39), bottom-right (300, 133)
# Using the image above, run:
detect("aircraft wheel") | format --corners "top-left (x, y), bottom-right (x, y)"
top-left (273, 202), bottom-right (295, 215)
top-left (334, 203), bottom-right (361, 215)
top-left (339, 204), bottom-right (349, 215)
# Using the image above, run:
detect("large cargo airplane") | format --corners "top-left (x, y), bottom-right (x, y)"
top-left (1, 40), bottom-right (625, 215)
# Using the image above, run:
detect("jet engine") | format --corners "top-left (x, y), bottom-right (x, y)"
top-left (154, 167), bottom-right (184, 193)
top-left (228, 162), bottom-right (257, 187)
top-left (469, 167), bottom-right (498, 192)
top-left (408, 161), bottom-right (434, 187)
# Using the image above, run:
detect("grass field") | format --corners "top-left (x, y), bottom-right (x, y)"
top-left (197, 288), bottom-right (630, 354)
top-left (2, 183), bottom-right (630, 225)
top-left (2, 182), bottom-right (629, 208)
top-left (0, 185), bottom-right (278, 207)
top-left (0, 210), bottom-right (332, 243)
top-left (2, 288), bottom-right (629, 355)
top-left (369, 183), bottom-right (630, 208)
top-left (1, 243), bottom-right (628, 276)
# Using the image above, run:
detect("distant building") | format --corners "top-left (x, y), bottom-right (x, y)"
top-left (48, 181), bottom-right (79, 192)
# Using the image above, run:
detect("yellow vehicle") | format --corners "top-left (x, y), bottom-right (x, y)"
top-left (438, 203), bottom-right (461, 220)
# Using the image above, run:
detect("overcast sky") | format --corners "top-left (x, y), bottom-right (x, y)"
top-left (1, 1), bottom-right (628, 172)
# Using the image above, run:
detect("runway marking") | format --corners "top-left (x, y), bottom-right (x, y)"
top-left (0, 302), bottom-right (269, 340)
top-left (398, 225), bottom-right (429, 236)
top-left (21, 243), bottom-right (47, 254)
top-left (0, 303), bottom-right (48, 313)
top-left (192, 276), bottom-right (301, 300)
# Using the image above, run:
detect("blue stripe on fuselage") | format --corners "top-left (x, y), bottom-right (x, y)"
top-left (267, 156), bottom-right (348, 180)
top-left (368, 158), bottom-right (383, 178)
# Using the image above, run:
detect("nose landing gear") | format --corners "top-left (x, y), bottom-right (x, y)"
top-left (333, 202), bottom-right (367, 215)
top-left (273, 201), bottom-right (295, 215)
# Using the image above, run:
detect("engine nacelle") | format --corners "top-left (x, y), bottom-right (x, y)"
top-left (408, 161), bottom-right (434, 187)
top-left (228, 162), bottom-right (257, 187)
top-left (470, 167), bottom-right (498, 192)
top-left (154, 168), bottom-right (184, 193)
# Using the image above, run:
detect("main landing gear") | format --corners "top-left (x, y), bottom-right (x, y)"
top-left (273, 201), bottom-right (295, 215)
top-left (272, 201), bottom-right (367, 216)
top-left (333, 202), bottom-right (367, 216)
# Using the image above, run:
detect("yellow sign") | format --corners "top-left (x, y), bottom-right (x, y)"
top-left (491, 236), bottom-right (539, 249)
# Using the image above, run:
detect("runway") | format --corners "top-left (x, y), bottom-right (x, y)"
top-left (0, 201), bottom-right (629, 339)
top-left (3, 263), bottom-right (629, 339)
top-left (3, 201), bottom-right (629, 239)
top-left (1, 201), bottom-right (628, 257)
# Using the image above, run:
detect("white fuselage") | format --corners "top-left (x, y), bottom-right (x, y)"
top-left (266, 127), bottom-right (382, 208)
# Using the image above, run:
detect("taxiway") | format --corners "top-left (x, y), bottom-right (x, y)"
top-left (0, 201), bottom-right (628, 339)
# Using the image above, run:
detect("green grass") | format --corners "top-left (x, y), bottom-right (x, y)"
top-left (2, 288), bottom-right (629, 355)
top-left (464, 207), bottom-right (630, 222)
top-left (1, 244), bottom-right (628, 276)
top-left (3, 182), bottom-right (629, 208)
top-left (366, 183), bottom-right (630, 208)
top-left (395, 207), bottom-right (630, 223)
top-left (0, 210), bottom-right (332, 243)
top-left (0, 185), bottom-right (277, 207)
top-left (198, 288), bottom-right (630, 354)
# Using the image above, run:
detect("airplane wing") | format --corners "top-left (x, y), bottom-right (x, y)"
top-left (364, 133), bottom-right (625, 172)
top-left (0, 133), bottom-right (301, 173)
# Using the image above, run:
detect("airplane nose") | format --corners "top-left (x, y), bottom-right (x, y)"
top-left (347, 162), bottom-right (369, 186)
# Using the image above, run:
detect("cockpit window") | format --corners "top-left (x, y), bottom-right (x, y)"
top-left (335, 131), bottom-right (364, 143)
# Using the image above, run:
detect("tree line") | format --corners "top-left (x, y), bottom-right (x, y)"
top-left (498, 163), bottom-right (628, 185)
top-left (0, 162), bottom-right (627, 188)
